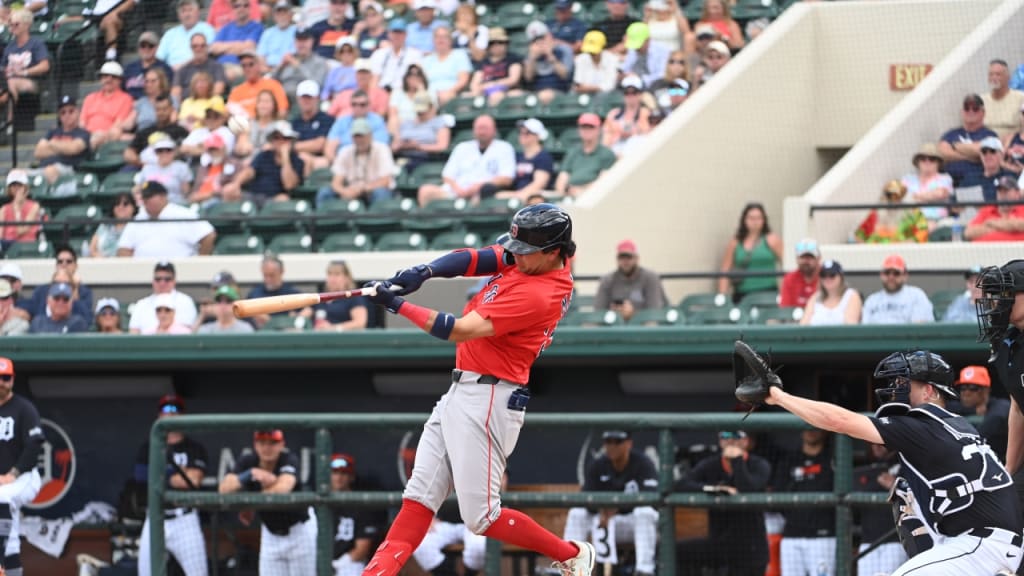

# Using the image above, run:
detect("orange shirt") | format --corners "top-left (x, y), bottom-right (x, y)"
top-left (227, 78), bottom-right (289, 119)
top-left (969, 205), bottom-right (1024, 242)
top-left (80, 89), bottom-right (134, 133)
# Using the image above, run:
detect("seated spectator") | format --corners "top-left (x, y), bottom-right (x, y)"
top-left (573, 31), bottom-right (619, 95)
top-left (197, 286), bottom-right (254, 333)
top-left (939, 94), bottom-right (999, 187)
top-left (157, 0), bottom-right (216, 69)
top-left (321, 118), bottom-right (395, 205)
top-left (190, 271), bottom-right (239, 329)
top-left (692, 40), bottom-right (730, 87)
top-left (245, 89), bottom-right (285, 153)
top-left (89, 192), bottom-right (136, 258)
top-left (369, 19), bottom-right (423, 93)
top-left (228, 51), bottom-right (289, 119)
top-left (351, 1), bottom-right (388, 57)
top-left (128, 262), bottom-right (198, 333)
top-left (328, 59), bottom-right (389, 117)
top-left (133, 69), bottom-right (174, 132)
top-left (649, 50), bottom-right (690, 114)
top-left (854, 180), bottom-right (928, 244)
top-left (451, 3), bottom-right (488, 63)
top-left (554, 113), bottom-right (617, 197)
top-left (0, 264), bottom-right (24, 310)
top-left (171, 34), bottom-right (227, 102)
top-left (29, 283), bottom-right (87, 334)
top-left (94, 297), bottom-right (123, 334)
top-left (469, 28), bottom-right (523, 107)
top-left (0, 170), bottom-right (41, 251)
top-left (697, 0), bottom-right (743, 51)
top-left (417, 115), bottom-right (514, 206)
top-left (33, 95), bottom-right (90, 184)
top-left (603, 76), bottom-right (652, 157)
top-left (122, 33), bottom-right (174, 101)
top-left (965, 176), bottom-right (1024, 242)
top-left (391, 91), bottom-right (450, 167)
top-left (522, 21), bottom-right (573, 105)
top-left (293, 80), bottom-right (335, 174)
top-left (136, 139), bottom-right (193, 205)
top-left (597, 0), bottom-right (638, 55)
top-left (179, 71), bottom-right (226, 130)
top-left (962, 136), bottom-right (1016, 202)
top-left (718, 202), bottom-right (782, 304)
top-left (321, 37), bottom-right (360, 101)
top-left (388, 65), bottom-right (431, 129)
top-left (210, 0), bottom-right (264, 82)
top-left (326, 92), bottom-right (390, 159)
top-left (547, 0), bottom-right (586, 52)
top-left (257, 1), bottom-right (296, 68)
top-left (180, 99), bottom-right (238, 158)
top-left (406, 0), bottom-right (446, 54)
top-left (19, 245), bottom-right (93, 321)
top-left (593, 239), bottom-right (666, 323)
top-left (901, 142), bottom-right (953, 228)
top-left (943, 267), bottom-right (983, 323)
top-left (192, 132), bottom-right (243, 205)
top-left (495, 118), bottom-right (554, 201)
top-left (0, 279), bottom-right (28, 336)
top-left (800, 260), bottom-right (862, 326)
top-left (309, 0), bottom-right (356, 59)
top-left (953, 365), bottom-right (1010, 460)
top-left (126, 95), bottom-right (190, 169)
top-left (207, 0), bottom-right (260, 30)
top-left (80, 61), bottom-right (135, 149)
top-left (247, 254), bottom-right (302, 328)
top-left (861, 254), bottom-right (934, 324)
top-left (421, 27), bottom-right (472, 107)
top-left (118, 181), bottom-right (217, 258)
top-left (274, 27), bottom-right (330, 99)
top-left (621, 22), bottom-right (670, 89)
top-left (142, 294), bottom-right (193, 335)
top-left (314, 261), bottom-right (371, 331)
top-left (982, 60), bottom-right (1024, 138)
top-left (92, 0), bottom-right (138, 62)
top-left (223, 121), bottom-right (304, 204)
top-left (0, 9), bottom-right (50, 111)
top-left (1004, 104), bottom-right (1024, 176)
top-left (779, 239), bottom-right (820, 309)
top-left (645, 0), bottom-right (692, 54)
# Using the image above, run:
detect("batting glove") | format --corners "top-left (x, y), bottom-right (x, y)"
top-left (364, 281), bottom-right (405, 313)
top-left (387, 264), bottom-right (431, 295)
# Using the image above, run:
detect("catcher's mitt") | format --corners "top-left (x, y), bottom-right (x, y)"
top-left (733, 340), bottom-right (783, 417)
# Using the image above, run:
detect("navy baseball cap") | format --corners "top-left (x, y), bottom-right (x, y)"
top-left (821, 260), bottom-right (843, 276)
top-left (295, 27), bottom-right (314, 39)
top-left (48, 283), bottom-right (72, 298)
top-left (602, 430), bottom-right (630, 441)
top-left (58, 94), bottom-right (76, 108)
top-left (554, 0), bottom-right (571, 8)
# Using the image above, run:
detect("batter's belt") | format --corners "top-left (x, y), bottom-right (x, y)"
top-left (452, 369), bottom-right (525, 387)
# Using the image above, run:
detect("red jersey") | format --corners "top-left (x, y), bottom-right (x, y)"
top-left (779, 270), bottom-right (818, 308)
top-left (457, 248), bottom-right (574, 385)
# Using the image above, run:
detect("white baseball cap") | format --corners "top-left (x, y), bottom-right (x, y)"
top-left (516, 118), bottom-right (548, 141)
top-left (526, 20), bottom-right (550, 41)
top-left (5, 169), bottom-right (28, 187)
top-left (95, 297), bottom-right (120, 314)
top-left (0, 263), bottom-right (23, 281)
top-left (413, 0), bottom-right (435, 9)
top-left (620, 75), bottom-right (643, 91)
top-left (154, 293), bottom-right (177, 310)
top-left (99, 60), bottom-right (124, 77)
top-left (296, 80), bottom-right (320, 98)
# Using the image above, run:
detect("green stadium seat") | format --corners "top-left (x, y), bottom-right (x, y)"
top-left (679, 292), bottom-right (730, 316)
top-left (73, 172), bottom-right (100, 199)
top-left (262, 314), bottom-right (311, 332)
top-left (213, 234), bottom-right (264, 255)
top-left (687, 306), bottom-right (744, 326)
top-left (450, 128), bottom-right (475, 149)
top-left (31, 174), bottom-right (76, 214)
top-left (95, 171), bottom-right (139, 204)
top-left (406, 162), bottom-right (447, 191)
top-left (403, 198), bottom-right (466, 235)
top-left (746, 306), bottom-right (802, 325)
top-left (320, 231), bottom-right (373, 253)
top-left (430, 231), bottom-right (482, 250)
top-left (732, 0), bottom-right (778, 22)
top-left (629, 307), bottom-right (682, 326)
top-left (266, 232), bottom-right (314, 254)
top-left (561, 309), bottom-right (622, 327)
top-left (441, 94), bottom-right (487, 125)
top-left (539, 93), bottom-right (595, 124)
top-left (738, 291), bottom-right (779, 311)
top-left (593, 91), bottom-right (625, 117)
top-left (490, 2), bottom-right (540, 30)
top-left (357, 197), bottom-right (417, 236)
top-left (375, 231), bottom-right (427, 251)
top-left (554, 127), bottom-right (582, 155)
top-left (42, 204), bottom-right (102, 238)
top-left (203, 200), bottom-right (257, 235)
top-left (79, 141), bottom-right (130, 175)
top-left (494, 93), bottom-right (541, 123)
top-left (684, 0), bottom-right (706, 22)
top-left (249, 199), bottom-right (313, 236)
top-left (294, 168), bottom-right (334, 203)
top-left (540, 0), bottom-right (584, 20)
top-left (571, 293), bottom-right (594, 312)
top-left (4, 240), bottom-right (53, 259)
top-left (463, 197), bottom-right (522, 234)
top-left (313, 198), bottom-right (364, 239)
top-left (931, 289), bottom-right (965, 321)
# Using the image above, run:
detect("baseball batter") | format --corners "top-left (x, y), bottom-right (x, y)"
top-left (360, 203), bottom-right (596, 576)
top-left (0, 358), bottom-right (43, 576)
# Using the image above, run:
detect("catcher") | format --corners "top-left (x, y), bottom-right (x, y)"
top-left (734, 341), bottom-right (1023, 575)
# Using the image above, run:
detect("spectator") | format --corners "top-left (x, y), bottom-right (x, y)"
top-left (0, 9), bottom-right (50, 111)
top-left (965, 175), bottom-right (1024, 242)
top-left (451, 3), bottom-right (488, 63)
top-left (962, 135), bottom-right (1016, 202)
top-left (274, 26), bottom-right (329, 97)
top-left (853, 444), bottom-right (906, 576)
top-left (93, 0), bottom-right (137, 62)
top-left (210, 0), bottom-right (264, 81)
top-left (954, 365), bottom-right (1010, 461)
top-left (687, 24), bottom-right (717, 72)
top-left (369, 19), bottom-right (422, 92)
top-left (554, 112), bottom-right (617, 197)
top-left (522, 21), bottom-right (573, 105)
top-left (644, 0), bottom-right (692, 54)
top-left (621, 22), bottom-right (670, 89)
top-left (326, 91), bottom-right (390, 157)
top-left (29, 283), bottom-right (88, 334)
top-left (179, 100), bottom-right (238, 158)
top-left (391, 91), bottom-right (450, 168)
top-left (0, 264), bottom-right (23, 310)
top-left (901, 142), bottom-right (953, 228)
top-left (207, 0), bottom-right (260, 30)
top-left (718, 202), bottom-right (783, 304)
top-left (328, 58), bottom-right (389, 118)
top-left (94, 297), bottom-right (123, 334)
top-left (351, 1), bottom-right (388, 58)
top-left (593, 239), bottom-right (666, 323)
top-left (562, 430), bottom-right (659, 576)
top-left (247, 254), bottom-right (302, 328)
top-left (417, 114), bottom-right (514, 206)
top-left (676, 430), bottom-right (770, 576)
top-left (137, 139), bottom-right (193, 205)
top-left (292, 80), bottom-right (335, 173)
top-left (388, 65), bottom-right (431, 129)
top-left (321, 118), bottom-right (394, 205)
top-left (141, 294), bottom-right (193, 334)
top-left (854, 180), bottom-right (928, 244)
top-left (229, 51), bottom-right (289, 119)
top-left (496, 118), bottom-right (554, 201)
top-left (133, 68), bottom-right (173, 132)
top-left (942, 267), bottom-right (983, 323)
top-left (697, 0), bottom-right (743, 51)
top-left (118, 181), bottom-right (217, 258)
top-left (122, 32), bottom-right (174, 100)
top-left (603, 75), bottom-right (652, 156)
top-left (223, 121), bottom-right (304, 204)
top-left (597, 0), bottom-right (638, 55)
top-left (157, 0), bottom-right (216, 69)
top-left (127, 94), bottom-right (189, 168)
top-left (257, 1), bottom-right (297, 68)
top-left (313, 260), bottom-right (371, 331)
top-left (939, 94), bottom-right (999, 186)
top-left (861, 254), bottom-right (934, 324)
top-left (573, 30), bottom-right (619, 95)
top-left (547, 0), bottom-right (587, 52)
top-left (800, 260), bottom-right (862, 326)
top-left (775, 430), bottom-right (835, 576)
top-left (0, 279), bottom-right (28, 336)
top-left (89, 192), bottom-right (136, 258)
top-left (192, 132), bottom-right (243, 205)
top-left (309, 0), bottom-right (356, 59)
top-left (982, 59), bottom-right (1024, 138)
top-left (128, 262), bottom-right (198, 333)
top-left (406, 0), bottom-right (445, 54)
top-left (171, 34), bottom-right (227, 102)
top-left (421, 26), bottom-right (472, 106)
top-left (33, 95), bottom-right (90, 184)
top-left (246, 89), bottom-right (285, 152)
top-left (469, 27), bottom-right (523, 107)
top-left (648, 50), bottom-right (690, 114)
top-left (80, 61), bottom-right (135, 149)
top-left (321, 37), bottom-right (360, 101)
top-left (779, 239), bottom-right (820, 309)
top-left (0, 169), bottom-right (41, 251)
top-left (329, 453), bottom-right (385, 575)
top-left (197, 286), bottom-right (254, 333)
top-left (692, 40), bottom-right (730, 87)
top-left (19, 245), bottom-right (94, 323)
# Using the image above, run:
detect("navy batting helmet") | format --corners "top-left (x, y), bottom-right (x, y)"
top-left (873, 350), bottom-right (955, 404)
top-left (976, 259), bottom-right (1024, 343)
top-left (502, 203), bottom-right (576, 257)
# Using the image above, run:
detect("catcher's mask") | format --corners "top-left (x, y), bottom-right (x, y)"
top-left (976, 260), bottom-right (1024, 343)
top-left (873, 350), bottom-right (956, 405)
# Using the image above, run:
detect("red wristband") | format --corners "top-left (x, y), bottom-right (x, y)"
top-left (398, 301), bottom-right (431, 329)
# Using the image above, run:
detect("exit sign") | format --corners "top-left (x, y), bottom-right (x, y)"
top-left (890, 64), bottom-right (933, 91)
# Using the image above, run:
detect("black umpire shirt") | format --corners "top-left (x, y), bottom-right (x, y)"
top-left (774, 447), bottom-right (835, 538)
top-left (989, 327), bottom-right (1024, 410)
top-left (0, 395), bottom-right (43, 475)
top-left (234, 451), bottom-right (309, 534)
top-left (583, 449), bottom-right (658, 515)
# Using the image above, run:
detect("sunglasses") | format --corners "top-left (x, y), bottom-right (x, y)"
top-left (882, 269), bottom-right (904, 277)
top-left (669, 59), bottom-right (686, 65)
top-left (139, 42), bottom-right (156, 48)
top-left (99, 309), bottom-right (118, 316)
top-left (156, 307), bottom-right (173, 313)
top-left (51, 295), bottom-right (71, 302)
top-left (982, 148), bottom-right (1001, 155)
top-left (160, 404), bottom-right (181, 414)
top-left (352, 101), bottom-right (368, 107)
top-left (964, 105), bottom-right (982, 112)
top-left (0, 375), bottom-right (11, 383)
top-left (154, 275), bottom-right (174, 282)
top-left (718, 432), bottom-right (744, 440)
top-left (917, 156), bottom-right (939, 162)
top-left (820, 272), bottom-right (839, 279)
top-left (958, 384), bottom-right (983, 392)
top-left (215, 297), bottom-right (233, 304)
top-left (116, 199), bottom-right (134, 207)
top-left (624, 89), bottom-right (640, 95)
top-left (490, 40), bottom-right (508, 45)
top-left (57, 257), bottom-right (75, 264)
top-left (156, 148), bottom-right (175, 153)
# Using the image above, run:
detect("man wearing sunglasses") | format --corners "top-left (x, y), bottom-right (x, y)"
top-left (17, 244), bottom-right (94, 325)
top-left (196, 285), bottom-right (253, 334)
top-left (128, 261), bottom-right (199, 334)
top-left (938, 94), bottom-right (999, 187)
top-left (862, 254), bottom-right (934, 325)
top-left (122, 31), bottom-right (174, 100)
top-left (0, 357), bottom-right (44, 576)
top-left (28, 282), bottom-right (88, 334)
top-left (210, 0), bottom-right (264, 82)
top-left (954, 365), bottom-right (1010, 462)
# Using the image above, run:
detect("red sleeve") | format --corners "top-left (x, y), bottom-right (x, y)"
top-left (475, 284), bottom-right (547, 336)
top-left (970, 207), bottom-right (995, 227)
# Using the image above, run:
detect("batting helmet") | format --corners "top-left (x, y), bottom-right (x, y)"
top-left (975, 260), bottom-right (1024, 343)
top-left (502, 203), bottom-right (576, 257)
top-left (873, 350), bottom-right (955, 405)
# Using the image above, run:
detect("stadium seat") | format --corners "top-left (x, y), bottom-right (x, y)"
top-left (593, 91), bottom-right (625, 117)
top-left (494, 93), bottom-right (541, 123)
top-left (679, 292), bottom-right (730, 317)
top-left (686, 306), bottom-right (744, 326)
top-left (31, 174), bottom-right (77, 214)
top-left (739, 291), bottom-right (780, 311)
top-left (249, 199), bottom-right (312, 236)
top-left (95, 172), bottom-right (139, 205)
top-left (357, 197), bottom-right (417, 236)
top-left (746, 306), bottom-right (803, 325)
top-left (430, 231), bottom-right (482, 250)
top-left (540, 0), bottom-right (583, 20)
top-left (375, 231), bottom-right (427, 251)
top-left (79, 141), bottom-right (130, 175)
top-left (43, 204), bottom-right (102, 238)
top-left (629, 307), bottom-right (682, 326)
top-left (203, 200), bottom-right (257, 235)
top-left (73, 172), bottom-right (100, 200)
top-left (263, 314), bottom-right (311, 332)
top-left (684, 0), bottom-right (706, 22)
top-left (539, 93), bottom-right (595, 123)
top-left (464, 197), bottom-right (522, 234)
top-left (406, 162), bottom-right (447, 191)
top-left (213, 234), bottom-right (264, 255)
top-left (490, 2), bottom-right (540, 30)
top-left (554, 127), bottom-right (582, 155)
top-left (4, 240), bottom-right (53, 259)
top-left (441, 94), bottom-right (487, 125)
top-left (320, 231), bottom-right (373, 253)
top-left (561, 309), bottom-right (622, 327)
top-left (266, 232), bottom-right (314, 254)
top-left (571, 293), bottom-right (595, 312)
top-left (403, 198), bottom-right (466, 236)
top-left (294, 168), bottom-right (333, 204)
top-left (931, 289), bottom-right (965, 321)
top-left (732, 0), bottom-right (778, 22)
top-left (313, 198), bottom-right (364, 239)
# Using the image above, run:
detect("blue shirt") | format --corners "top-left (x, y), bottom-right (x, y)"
top-left (526, 44), bottom-right (573, 92)
top-left (257, 25), bottom-right (296, 67)
top-left (321, 64), bottom-right (357, 99)
top-left (406, 19), bottom-right (446, 53)
top-left (309, 18), bottom-right (355, 59)
top-left (547, 17), bottom-right (586, 45)
top-left (315, 296), bottom-right (374, 326)
top-left (940, 125), bottom-right (998, 186)
top-left (20, 283), bottom-right (94, 325)
top-left (328, 113), bottom-right (390, 147)
top-left (40, 126), bottom-right (91, 168)
top-left (122, 58), bottom-right (174, 100)
top-left (215, 20), bottom-right (264, 65)
top-left (960, 168), bottom-right (1016, 203)
top-left (292, 111), bottom-right (334, 141)
top-left (157, 22), bottom-right (216, 68)
top-left (1, 37), bottom-right (49, 76)
top-left (357, 29), bottom-right (388, 58)
top-left (249, 150), bottom-right (305, 198)
top-left (513, 149), bottom-right (554, 191)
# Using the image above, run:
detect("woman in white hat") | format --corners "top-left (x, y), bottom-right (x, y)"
top-left (0, 169), bottom-right (41, 252)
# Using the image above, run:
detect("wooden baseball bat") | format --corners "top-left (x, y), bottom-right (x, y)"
top-left (232, 287), bottom-right (378, 319)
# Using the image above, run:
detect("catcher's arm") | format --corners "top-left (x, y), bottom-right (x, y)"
top-left (766, 388), bottom-right (883, 444)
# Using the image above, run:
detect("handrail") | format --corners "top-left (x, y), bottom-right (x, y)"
top-left (809, 199), bottom-right (1024, 214)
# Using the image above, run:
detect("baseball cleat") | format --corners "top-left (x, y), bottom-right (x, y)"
top-left (550, 540), bottom-right (595, 576)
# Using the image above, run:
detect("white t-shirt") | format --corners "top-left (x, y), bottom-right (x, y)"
top-left (862, 285), bottom-right (934, 325)
top-left (573, 52), bottom-right (621, 93)
top-left (369, 46), bottom-right (423, 91)
top-left (442, 139), bottom-right (516, 189)
top-left (129, 290), bottom-right (198, 333)
top-left (117, 203), bottom-right (216, 259)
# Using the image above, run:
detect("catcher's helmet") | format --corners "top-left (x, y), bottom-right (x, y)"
top-left (502, 203), bottom-right (576, 257)
top-left (975, 260), bottom-right (1024, 343)
top-left (873, 350), bottom-right (955, 405)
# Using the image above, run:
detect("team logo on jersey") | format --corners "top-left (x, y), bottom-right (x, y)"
top-left (510, 224), bottom-right (519, 238)
top-left (483, 284), bottom-right (499, 304)
top-left (26, 419), bottom-right (76, 510)
top-left (0, 417), bottom-right (13, 442)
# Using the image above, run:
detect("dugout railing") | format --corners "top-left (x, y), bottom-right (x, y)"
top-left (148, 412), bottom-right (884, 576)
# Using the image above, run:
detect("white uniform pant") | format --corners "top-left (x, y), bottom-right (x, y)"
top-left (332, 552), bottom-right (367, 576)
top-left (891, 528), bottom-right (1023, 576)
top-left (563, 507), bottom-right (658, 574)
top-left (857, 541), bottom-right (907, 576)
top-left (138, 509), bottom-right (208, 576)
top-left (780, 536), bottom-right (836, 576)
top-left (259, 512), bottom-right (317, 576)
top-left (0, 470), bottom-right (40, 558)
top-left (412, 519), bottom-right (487, 571)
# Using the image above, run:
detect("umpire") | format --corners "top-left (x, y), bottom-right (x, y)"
top-left (763, 349), bottom-right (1022, 575)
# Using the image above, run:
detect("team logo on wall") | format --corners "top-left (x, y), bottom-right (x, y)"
top-left (26, 419), bottom-right (76, 509)
top-left (397, 430), bottom-right (420, 486)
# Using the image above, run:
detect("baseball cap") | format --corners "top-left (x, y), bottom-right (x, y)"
top-left (554, 0), bottom-right (571, 8)
top-left (516, 118), bottom-right (548, 141)
top-left (602, 430), bottom-right (630, 441)
top-left (158, 393), bottom-right (184, 414)
top-left (214, 285), bottom-right (241, 302)
top-left (155, 261), bottom-right (176, 274)
top-left (269, 121), bottom-right (298, 139)
top-left (980, 136), bottom-right (1003, 152)
top-left (956, 365), bottom-right (991, 387)
top-left (0, 280), bottom-right (12, 299)
top-left (273, 0), bottom-right (291, 9)
top-left (621, 75), bottom-right (643, 91)
top-left (820, 259), bottom-right (843, 276)
top-left (963, 93), bottom-right (984, 108)
top-left (254, 429), bottom-right (284, 442)
top-left (239, 49), bottom-right (259, 61)
top-left (355, 58), bottom-right (373, 72)
top-left (695, 23), bottom-right (716, 39)
top-left (154, 293), bottom-right (176, 310)
top-left (795, 238), bottom-right (819, 258)
top-left (211, 270), bottom-right (236, 288)
top-left (58, 94), bottom-right (76, 108)
top-left (413, 91), bottom-right (432, 113)
top-left (706, 40), bottom-right (730, 57)
top-left (616, 239), bottom-right (638, 256)
top-left (361, 0), bottom-right (382, 13)
top-left (350, 117), bottom-right (372, 136)
top-left (335, 36), bottom-right (357, 51)
top-left (95, 297), bottom-right (120, 314)
top-left (489, 27), bottom-right (509, 43)
top-left (297, 79), bottom-right (320, 98)
top-left (997, 175), bottom-right (1020, 191)
top-left (526, 20), bottom-right (550, 41)
top-left (330, 453), bottom-right (356, 473)
top-left (624, 22), bottom-right (650, 50)
top-left (581, 30), bottom-right (606, 55)
top-left (882, 254), bottom-right (907, 272)
top-left (412, 0), bottom-right (435, 9)
top-left (647, 0), bottom-right (668, 9)
top-left (49, 282), bottom-right (73, 299)
top-left (0, 357), bottom-right (12, 377)
top-left (141, 180), bottom-right (169, 197)
top-left (153, 139), bottom-right (175, 151)
top-left (204, 132), bottom-right (226, 149)
top-left (5, 169), bottom-right (28, 187)
top-left (205, 99), bottom-right (227, 116)
top-left (99, 61), bottom-right (124, 77)
top-left (388, 18), bottom-right (407, 32)
top-left (294, 27), bottom-right (314, 39)
top-left (0, 263), bottom-right (23, 281)
top-left (577, 112), bottom-right (601, 127)
top-left (138, 31), bottom-right (160, 45)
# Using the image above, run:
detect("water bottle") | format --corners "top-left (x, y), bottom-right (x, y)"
top-left (951, 215), bottom-right (964, 243)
